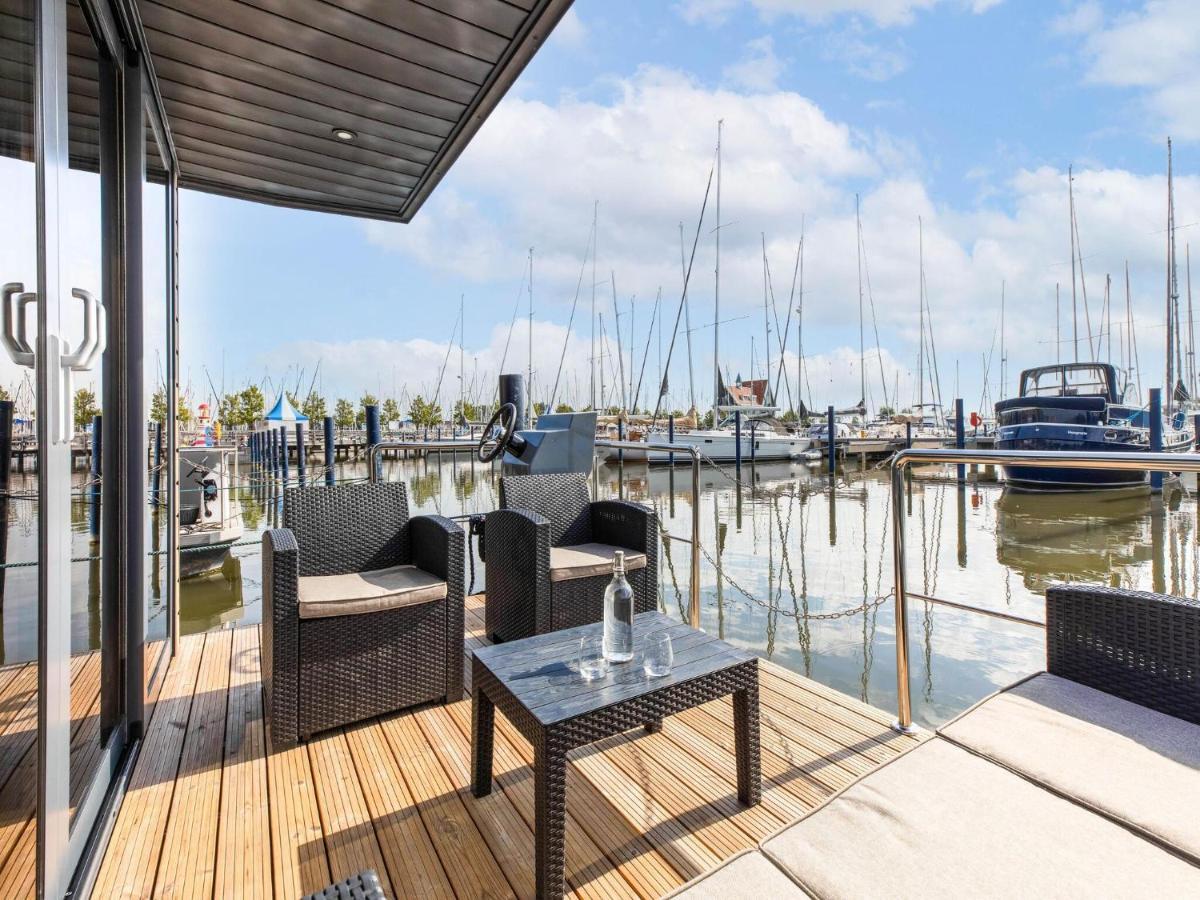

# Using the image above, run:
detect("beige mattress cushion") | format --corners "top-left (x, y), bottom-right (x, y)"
top-left (762, 738), bottom-right (1200, 899)
top-left (939, 672), bottom-right (1200, 862)
top-left (548, 543), bottom-right (647, 582)
top-left (298, 564), bottom-right (447, 619)
top-left (666, 849), bottom-right (811, 899)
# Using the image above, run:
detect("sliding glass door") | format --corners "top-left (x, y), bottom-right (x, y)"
top-left (0, 0), bottom-right (172, 894)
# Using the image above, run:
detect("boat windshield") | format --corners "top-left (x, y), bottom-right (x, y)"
top-left (1021, 365), bottom-right (1112, 398)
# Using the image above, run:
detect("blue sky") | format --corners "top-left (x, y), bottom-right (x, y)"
top-left (175, 0), bottom-right (1198, 416)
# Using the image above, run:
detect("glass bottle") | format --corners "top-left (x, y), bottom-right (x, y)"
top-left (602, 551), bottom-right (634, 662)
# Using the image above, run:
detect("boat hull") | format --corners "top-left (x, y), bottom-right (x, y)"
top-left (997, 425), bottom-right (1150, 491)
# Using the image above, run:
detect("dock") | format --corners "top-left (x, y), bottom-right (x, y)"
top-left (75, 595), bottom-right (921, 899)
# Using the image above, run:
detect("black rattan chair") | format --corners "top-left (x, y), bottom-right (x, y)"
top-left (482, 472), bottom-right (658, 643)
top-left (1045, 584), bottom-right (1199, 724)
top-left (263, 482), bottom-right (464, 749)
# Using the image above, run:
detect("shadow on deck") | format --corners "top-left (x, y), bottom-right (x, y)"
top-left (91, 596), bottom-right (923, 898)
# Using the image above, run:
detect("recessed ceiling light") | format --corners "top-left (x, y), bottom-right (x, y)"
top-left (332, 128), bottom-right (356, 141)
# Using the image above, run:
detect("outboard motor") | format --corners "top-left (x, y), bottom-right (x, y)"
top-left (475, 374), bottom-right (597, 476)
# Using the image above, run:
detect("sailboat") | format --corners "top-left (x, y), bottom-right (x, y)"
top-left (639, 121), bottom-right (810, 464)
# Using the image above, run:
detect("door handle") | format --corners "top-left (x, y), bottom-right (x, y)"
top-left (57, 288), bottom-right (107, 445)
top-left (1, 282), bottom-right (35, 368)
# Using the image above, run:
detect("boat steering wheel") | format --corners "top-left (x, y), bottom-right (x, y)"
top-left (477, 402), bottom-right (519, 463)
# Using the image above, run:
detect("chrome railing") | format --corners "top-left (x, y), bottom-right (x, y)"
top-left (890, 447), bottom-right (1200, 734)
top-left (368, 437), bottom-right (703, 628)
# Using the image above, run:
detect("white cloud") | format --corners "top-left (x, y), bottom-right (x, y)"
top-left (553, 8), bottom-right (587, 47)
top-left (675, 0), bottom-right (1000, 28)
top-left (357, 63), bottom-right (1196, 414)
top-left (822, 25), bottom-right (909, 81)
top-left (1066, 0), bottom-right (1200, 141)
top-left (723, 36), bottom-right (786, 91)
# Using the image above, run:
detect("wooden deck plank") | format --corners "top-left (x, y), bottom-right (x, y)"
top-left (306, 732), bottom-right (395, 897)
top-left (214, 626), bottom-right (272, 900)
top-left (92, 632), bottom-right (207, 899)
top-left (91, 600), bottom-right (919, 900)
top-left (266, 741), bottom-right (329, 899)
top-left (442, 699), bottom-right (660, 900)
top-left (380, 710), bottom-right (517, 900)
top-left (414, 705), bottom-right (538, 898)
top-left (342, 721), bottom-right (455, 900)
top-left (156, 628), bottom-right (234, 899)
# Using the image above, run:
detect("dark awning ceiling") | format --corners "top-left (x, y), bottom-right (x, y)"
top-left (134, 0), bottom-right (573, 222)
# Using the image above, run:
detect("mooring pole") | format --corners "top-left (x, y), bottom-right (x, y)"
top-left (0, 400), bottom-right (13, 495)
top-left (296, 423), bottom-right (306, 487)
top-left (749, 420), bottom-right (757, 466)
top-left (1150, 388), bottom-right (1163, 493)
top-left (826, 406), bottom-right (836, 475)
top-left (280, 425), bottom-right (290, 484)
top-left (734, 410), bottom-right (742, 474)
top-left (954, 398), bottom-right (965, 484)
top-left (366, 404), bottom-right (381, 481)
top-left (323, 416), bottom-right (335, 486)
top-left (90, 415), bottom-right (102, 538)
top-left (906, 420), bottom-right (912, 450)
top-left (152, 421), bottom-right (163, 505)
top-left (668, 413), bottom-right (675, 467)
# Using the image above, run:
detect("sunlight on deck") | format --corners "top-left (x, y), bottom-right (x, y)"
top-left (92, 596), bottom-right (922, 898)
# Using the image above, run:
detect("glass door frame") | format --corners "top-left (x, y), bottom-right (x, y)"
top-left (27, 0), bottom-right (178, 894)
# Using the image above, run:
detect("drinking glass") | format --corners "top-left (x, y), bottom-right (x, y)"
top-left (643, 631), bottom-right (673, 678)
top-left (578, 634), bottom-right (608, 681)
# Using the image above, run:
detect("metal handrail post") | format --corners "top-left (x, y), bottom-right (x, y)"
top-left (890, 460), bottom-right (915, 733)
top-left (890, 446), bottom-right (1200, 735)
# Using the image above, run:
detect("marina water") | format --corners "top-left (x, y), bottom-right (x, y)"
top-left (4, 453), bottom-right (1196, 730)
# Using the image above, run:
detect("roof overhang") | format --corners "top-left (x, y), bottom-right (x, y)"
top-left (133, 0), bottom-right (574, 222)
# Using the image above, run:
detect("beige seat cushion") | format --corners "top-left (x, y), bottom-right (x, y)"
top-left (666, 849), bottom-right (811, 899)
top-left (762, 738), bottom-right (1200, 899)
top-left (939, 672), bottom-right (1200, 862)
top-left (298, 564), bottom-right (447, 619)
top-left (548, 543), bottom-right (647, 582)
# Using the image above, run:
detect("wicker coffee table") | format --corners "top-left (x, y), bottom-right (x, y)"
top-left (471, 611), bottom-right (761, 899)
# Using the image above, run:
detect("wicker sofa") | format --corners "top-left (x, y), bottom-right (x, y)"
top-left (262, 482), bottom-right (465, 748)
top-left (669, 585), bottom-right (1200, 897)
top-left (482, 472), bottom-right (658, 643)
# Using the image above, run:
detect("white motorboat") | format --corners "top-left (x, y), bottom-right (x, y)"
top-left (179, 446), bottom-right (244, 578)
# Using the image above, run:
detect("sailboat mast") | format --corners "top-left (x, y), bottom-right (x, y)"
top-left (1127, 261), bottom-right (1142, 402)
top-left (797, 218), bottom-right (805, 418)
top-left (1056, 283), bottom-right (1061, 366)
top-left (713, 119), bottom-right (723, 429)
top-left (762, 232), bottom-right (771, 408)
top-left (459, 293), bottom-right (464, 423)
top-left (1188, 243), bottom-right (1196, 398)
top-left (856, 195), bottom-right (865, 412)
top-left (591, 202), bottom-right (597, 410)
top-left (528, 246), bottom-right (534, 418)
top-left (680, 221), bottom-right (696, 413)
top-left (1069, 167), bottom-right (1079, 363)
top-left (612, 273), bottom-right (627, 412)
top-left (1000, 281), bottom-right (1006, 398)
top-left (1167, 138), bottom-right (1177, 415)
top-left (918, 216), bottom-right (925, 412)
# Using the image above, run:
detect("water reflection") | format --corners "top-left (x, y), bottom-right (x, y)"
top-left (7, 453), bottom-right (1194, 730)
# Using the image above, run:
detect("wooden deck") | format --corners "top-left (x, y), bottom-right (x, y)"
top-left (92, 597), bottom-right (923, 898)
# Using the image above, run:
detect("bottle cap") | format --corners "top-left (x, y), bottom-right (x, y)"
top-left (613, 550), bottom-right (625, 573)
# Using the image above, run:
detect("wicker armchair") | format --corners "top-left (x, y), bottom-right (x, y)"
top-left (482, 472), bottom-right (658, 643)
top-left (1045, 584), bottom-right (1198, 724)
top-left (263, 482), bottom-right (465, 748)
